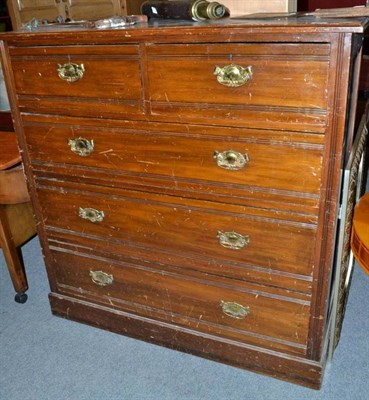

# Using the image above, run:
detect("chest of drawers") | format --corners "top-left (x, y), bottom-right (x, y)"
top-left (1, 17), bottom-right (367, 389)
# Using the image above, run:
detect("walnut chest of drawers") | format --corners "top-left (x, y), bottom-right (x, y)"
top-left (1, 17), bottom-right (367, 389)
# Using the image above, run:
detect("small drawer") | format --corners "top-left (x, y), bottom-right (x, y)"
top-left (10, 45), bottom-right (143, 118)
top-left (51, 248), bottom-right (310, 355)
top-left (36, 183), bottom-right (317, 281)
top-left (146, 43), bottom-right (330, 132)
top-left (23, 121), bottom-right (324, 197)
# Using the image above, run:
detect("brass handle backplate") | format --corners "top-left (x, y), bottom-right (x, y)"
top-left (217, 231), bottom-right (249, 250)
top-left (220, 301), bottom-right (250, 319)
top-left (214, 64), bottom-right (253, 87)
top-left (214, 150), bottom-right (249, 170)
top-left (90, 270), bottom-right (113, 286)
top-left (79, 207), bottom-right (105, 223)
top-left (57, 62), bottom-right (85, 82)
top-left (68, 137), bottom-right (94, 157)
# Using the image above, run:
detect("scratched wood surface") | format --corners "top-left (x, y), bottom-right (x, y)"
top-left (0, 17), bottom-right (367, 389)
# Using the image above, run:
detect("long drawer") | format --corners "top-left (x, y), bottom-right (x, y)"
top-left (35, 180), bottom-right (317, 285)
top-left (9, 45), bottom-right (143, 118)
top-left (146, 43), bottom-right (330, 132)
top-left (46, 229), bottom-right (313, 294)
top-left (23, 120), bottom-right (324, 201)
top-left (50, 248), bottom-right (310, 356)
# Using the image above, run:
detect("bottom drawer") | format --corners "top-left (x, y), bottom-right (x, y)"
top-left (50, 247), bottom-right (310, 356)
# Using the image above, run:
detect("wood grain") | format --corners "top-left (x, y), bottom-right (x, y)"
top-left (1, 17), bottom-right (366, 388)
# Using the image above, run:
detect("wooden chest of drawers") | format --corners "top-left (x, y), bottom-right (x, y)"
top-left (1, 17), bottom-right (367, 389)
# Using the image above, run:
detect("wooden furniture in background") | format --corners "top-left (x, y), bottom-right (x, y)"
top-left (352, 193), bottom-right (369, 274)
top-left (0, 16), bottom-right (367, 387)
top-left (0, 131), bottom-right (36, 303)
top-left (7, 0), bottom-right (144, 30)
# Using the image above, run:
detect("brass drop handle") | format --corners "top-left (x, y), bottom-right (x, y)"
top-left (214, 150), bottom-right (249, 170)
top-left (214, 64), bottom-right (253, 87)
top-left (217, 231), bottom-right (249, 250)
top-left (220, 301), bottom-right (250, 319)
top-left (68, 137), bottom-right (94, 157)
top-left (79, 207), bottom-right (105, 223)
top-left (57, 62), bottom-right (85, 82)
top-left (90, 270), bottom-right (114, 286)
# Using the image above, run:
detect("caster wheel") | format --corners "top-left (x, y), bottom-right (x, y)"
top-left (14, 292), bottom-right (28, 304)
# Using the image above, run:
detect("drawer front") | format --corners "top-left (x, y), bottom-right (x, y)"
top-left (146, 43), bottom-right (330, 131)
top-left (24, 122), bottom-right (323, 196)
top-left (36, 183), bottom-right (316, 279)
top-left (10, 46), bottom-right (143, 117)
top-left (51, 248), bottom-right (310, 355)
